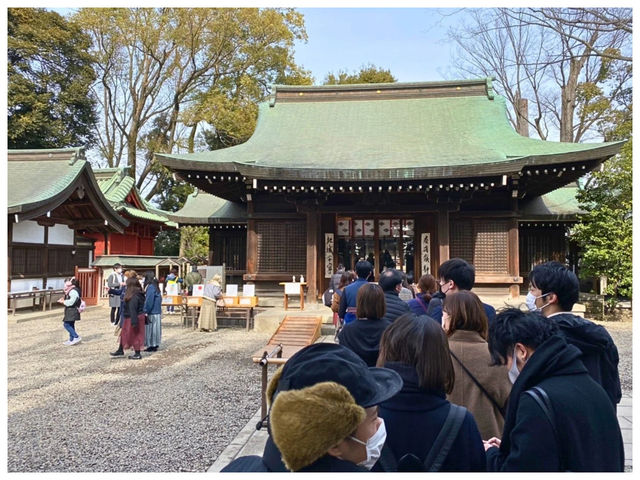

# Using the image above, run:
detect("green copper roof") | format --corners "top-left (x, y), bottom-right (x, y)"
top-left (157, 79), bottom-right (623, 182)
top-left (168, 190), bottom-right (247, 225)
top-left (8, 148), bottom-right (86, 211)
top-left (94, 167), bottom-right (174, 227)
top-left (92, 255), bottom-right (185, 268)
top-left (520, 184), bottom-right (584, 220)
top-left (7, 148), bottom-right (128, 232)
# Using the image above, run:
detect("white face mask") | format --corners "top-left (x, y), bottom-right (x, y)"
top-left (525, 291), bottom-right (550, 312)
top-left (349, 418), bottom-right (387, 470)
top-left (508, 347), bottom-right (520, 384)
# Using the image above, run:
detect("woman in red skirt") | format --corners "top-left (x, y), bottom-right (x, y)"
top-left (120, 276), bottom-right (146, 360)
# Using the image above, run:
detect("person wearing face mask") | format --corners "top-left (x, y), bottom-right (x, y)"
top-left (426, 258), bottom-right (496, 326)
top-left (374, 313), bottom-right (486, 472)
top-left (338, 260), bottom-right (374, 325)
top-left (107, 263), bottom-right (125, 325)
top-left (221, 343), bottom-right (403, 472)
top-left (527, 261), bottom-right (621, 410)
top-left (484, 308), bottom-right (623, 472)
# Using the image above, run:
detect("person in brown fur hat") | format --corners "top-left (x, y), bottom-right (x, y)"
top-left (221, 343), bottom-right (403, 472)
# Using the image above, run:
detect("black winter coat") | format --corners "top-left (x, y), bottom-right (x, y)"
top-left (62, 288), bottom-right (81, 323)
top-left (551, 312), bottom-right (621, 409)
top-left (221, 435), bottom-right (367, 472)
top-left (337, 317), bottom-right (391, 366)
top-left (486, 335), bottom-right (624, 472)
top-left (375, 362), bottom-right (486, 472)
top-left (381, 290), bottom-right (411, 323)
top-left (124, 291), bottom-right (145, 327)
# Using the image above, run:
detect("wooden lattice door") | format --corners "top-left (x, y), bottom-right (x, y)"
top-left (74, 266), bottom-right (99, 305)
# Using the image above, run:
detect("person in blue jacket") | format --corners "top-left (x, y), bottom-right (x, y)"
top-left (142, 270), bottom-right (162, 352)
top-left (374, 313), bottom-right (486, 472)
top-left (338, 260), bottom-right (373, 324)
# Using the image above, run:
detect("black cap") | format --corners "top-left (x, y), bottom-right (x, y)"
top-left (275, 343), bottom-right (402, 408)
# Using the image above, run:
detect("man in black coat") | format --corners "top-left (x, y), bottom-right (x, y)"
top-left (428, 258), bottom-right (496, 325)
top-left (484, 308), bottom-right (624, 472)
top-left (527, 261), bottom-right (621, 409)
top-left (378, 268), bottom-right (411, 323)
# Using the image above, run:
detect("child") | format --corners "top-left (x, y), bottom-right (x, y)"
top-left (59, 277), bottom-right (82, 345)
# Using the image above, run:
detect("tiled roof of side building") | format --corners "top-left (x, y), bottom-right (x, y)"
top-left (7, 148), bottom-right (129, 232)
top-left (167, 190), bottom-right (247, 225)
top-left (157, 79), bottom-right (624, 182)
top-left (519, 184), bottom-right (585, 220)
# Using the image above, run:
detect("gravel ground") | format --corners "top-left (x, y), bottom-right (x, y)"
top-left (592, 317), bottom-right (633, 394)
top-left (7, 305), bottom-right (271, 472)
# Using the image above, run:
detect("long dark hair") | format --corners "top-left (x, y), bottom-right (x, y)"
top-left (377, 313), bottom-right (455, 394)
top-left (123, 276), bottom-right (142, 302)
top-left (143, 270), bottom-right (159, 290)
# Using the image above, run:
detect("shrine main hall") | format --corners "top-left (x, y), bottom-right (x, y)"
top-left (158, 78), bottom-right (623, 302)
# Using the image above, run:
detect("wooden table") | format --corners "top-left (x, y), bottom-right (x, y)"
top-left (217, 296), bottom-right (258, 331)
top-left (162, 295), bottom-right (203, 329)
top-left (278, 282), bottom-right (307, 310)
top-left (8, 289), bottom-right (65, 316)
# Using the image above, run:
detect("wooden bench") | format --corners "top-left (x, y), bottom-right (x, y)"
top-left (251, 315), bottom-right (323, 425)
top-left (8, 289), bottom-right (65, 316)
top-left (217, 296), bottom-right (258, 331)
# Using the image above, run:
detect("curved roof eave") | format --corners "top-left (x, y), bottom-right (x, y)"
top-left (158, 140), bottom-right (623, 182)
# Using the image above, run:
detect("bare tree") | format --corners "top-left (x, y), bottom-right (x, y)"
top-left (446, 8), bottom-right (631, 142)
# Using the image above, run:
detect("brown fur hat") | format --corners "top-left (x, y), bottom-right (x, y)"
top-left (269, 381), bottom-right (365, 471)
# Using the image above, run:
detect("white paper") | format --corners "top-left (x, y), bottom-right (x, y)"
top-left (192, 284), bottom-right (204, 297)
top-left (284, 282), bottom-right (300, 295)
top-left (166, 283), bottom-right (179, 296)
top-left (226, 284), bottom-right (238, 296)
top-left (242, 284), bottom-right (255, 297)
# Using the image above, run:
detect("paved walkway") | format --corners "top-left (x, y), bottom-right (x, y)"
top-left (209, 391), bottom-right (633, 471)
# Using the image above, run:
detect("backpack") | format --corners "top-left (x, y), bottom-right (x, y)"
top-left (376, 404), bottom-right (467, 472)
top-left (323, 288), bottom-right (334, 307)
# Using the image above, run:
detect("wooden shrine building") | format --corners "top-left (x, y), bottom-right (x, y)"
top-left (157, 79), bottom-right (623, 302)
top-left (7, 148), bottom-right (128, 294)
top-left (83, 167), bottom-right (175, 256)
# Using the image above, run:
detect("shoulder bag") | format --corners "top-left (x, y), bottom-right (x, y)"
top-left (450, 350), bottom-right (506, 418)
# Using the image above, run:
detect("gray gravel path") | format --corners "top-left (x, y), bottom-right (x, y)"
top-left (592, 318), bottom-right (632, 394)
top-left (7, 305), bottom-right (271, 472)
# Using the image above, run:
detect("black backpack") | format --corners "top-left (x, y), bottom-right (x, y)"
top-left (377, 404), bottom-right (467, 472)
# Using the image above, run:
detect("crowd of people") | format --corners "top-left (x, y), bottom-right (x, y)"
top-left (224, 259), bottom-right (624, 472)
top-left (104, 263), bottom-right (165, 359)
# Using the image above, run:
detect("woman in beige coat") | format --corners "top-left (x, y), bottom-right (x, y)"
top-left (442, 291), bottom-right (511, 439)
top-left (198, 275), bottom-right (223, 331)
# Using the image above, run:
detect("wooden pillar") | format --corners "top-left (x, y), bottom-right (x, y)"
top-left (103, 232), bottom-right (109, 255)
top-left (306, 211), bottom-right (319, 304)
top-left (437, 207), bottom-right (450, 266)
top-left (42, 225), bottom-right (49, 289)
top-left (208, 225), bottom-right (215, 266)
top-left (8, 221), bottom-right (13, 292)
top-left (246, 201), bottom-right (257, 278)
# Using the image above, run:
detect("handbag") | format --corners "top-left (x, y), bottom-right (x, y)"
top-left (450, 350), bottom-right (506, 418)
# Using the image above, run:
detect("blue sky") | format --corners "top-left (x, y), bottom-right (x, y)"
top-left (293, 8), bottom-right (461, 83)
